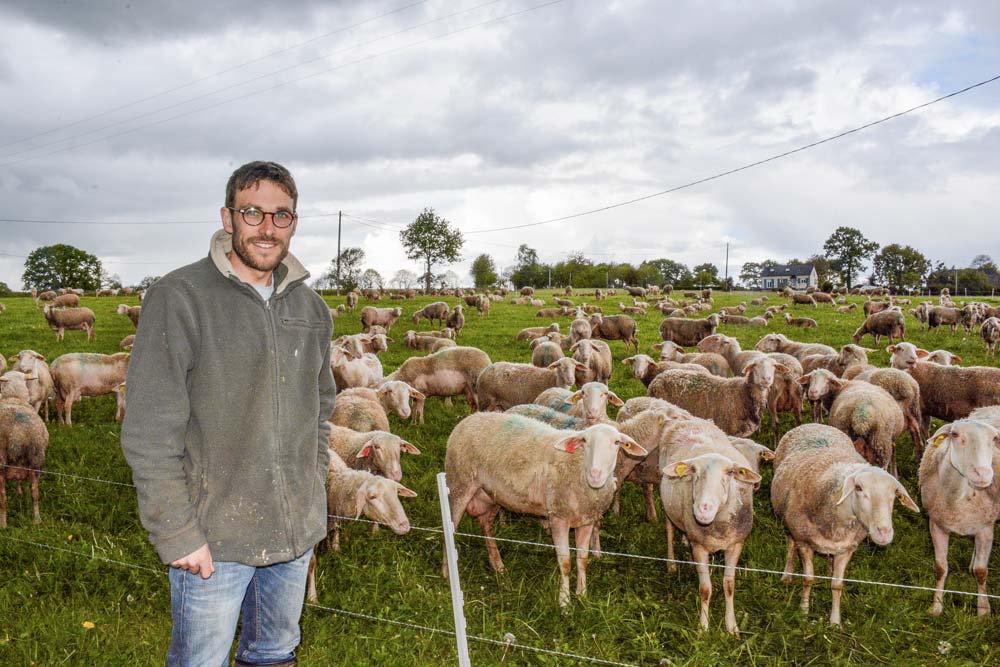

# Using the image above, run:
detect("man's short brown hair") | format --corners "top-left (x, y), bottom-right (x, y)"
top-left (225, 161), bottom-right (298, 210)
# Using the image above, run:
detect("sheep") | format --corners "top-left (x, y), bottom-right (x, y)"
top-left (747, 316), bottom-right (769, 327)
top-left (619, 303), bottom-right (646, 316)
top-left (798, 369), bottom-right (905, 475)
top-left (842, 367), bottom-right (925, 461)
top-left (476, 358), bottom-right (585, 412)
top-left (982, 317), bottom-right (1000, 355)
top-left (534, 386), bottom-right (574, 413)
top-left (0, 371), bottom-right (49, 527)
top-left (446, 304), bottom-right (466, 337)
top-left (329, 387), bottom-right (391, 432)
top-left (36, 290), bottom-right (57, 303)
top-left (784, 312), bottom-right (817, 328)
top-left (719, 303), bottom-right (747, 316)
top-left (535, 308), bottom-right (564, 319)
top-left (626, 286), bottom-right (647, 298)
top-left (623, 354), bottom-right (709, 386)
top-left (658, 415), bottom-right (762, 635)
top-left (360, 306), bottom-right (403, 333)
top-left (754, 333), bottom-right (834, 360)
top-left (8, 350), bottom-right (53, 421)
top-left (836, 303), bottom-right (858, 314)
top-left (411, 301), bottom-right (450, 327)
top-left (346, 291), bottom-right (359, 310)
top-left (926, 349), bottom-right (963, 365)
top-left (506, 403), bottom-right (585, 429)
top-left (383, 346), bottom-right (491, 418)
top-left (328, 304), bottom-right (347, 322)
top-left (812, 292), bottom-right (835, 306)
top-left (475, 294), bottom-right (490, 316)
top-left (530, 298), bottom-right (545, 308)
top-left (800, 344), bottom-right (873, 378)
top-left (791, 293), bottom-right (817, 308)
top-left (727, 437), bottom-right (775, 485)
top-left (861, 300), bottom-right (889, 317)
top-left (520, 286), bottom-right (535, 296)
top-left (720, 314), bottom-right (751, 325)
top-left (770, 423), bottom-right (919, 626)
top-left (652, 342), bottom-right (732, 377)
top-left (531, 340), bottom-right (564, 368)
top-left (617, 396), bottom-right (695, 424)
top-left (555, 297), bottom-right (575, 308)
top-left (443, 413), bottom-right (647, 606)
top-left (888, 342), bottom-right (1000, 428)
top-left (116, 304), bottom-right (141, 328)
top-left (42, 305), bottom-right (96, 342)
top-left (326, 423), bottom-right (420, 482)
top-left (917, 419), bottom-right (1000, 616)
top-left (515, 323), bottom-right (560, 341)
top-left (960, 304), bottom-right (982, 332)
top-left (658, 314), bottom-right (719, 347)
top-left (570, 339), bottom-right (611, 385)
top-left (305, 451), bottom-right (416, 601)
top-left (927, 306), bottom-right (961, 332)
top-left (648, 357), bottom-right (786, 438)
top-left (52, 293), bottom-right (80, 308)
top-left (49, 352), bottom-right (129, 426)
top-left (851, 308), bottom-right (905, 345)
top-left (569, 317), bottom-right (592, 346)
top-left (330, 349), bottom-right (383, 392)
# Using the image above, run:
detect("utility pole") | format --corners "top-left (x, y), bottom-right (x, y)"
top-left (547, 266), bottom-right (551, 289)
top-left (335, 210), bottom-right (342, 294)
top-left (954, 265), bottom-right (958, 294)
top-left (724, 242), bottom-right (729, 291)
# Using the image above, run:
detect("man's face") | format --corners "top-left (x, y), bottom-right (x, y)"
top-left (220, 179), bottom-right (297, 276)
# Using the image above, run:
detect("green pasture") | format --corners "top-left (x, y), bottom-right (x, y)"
top-left (1, 289), bottom-right (999, 666)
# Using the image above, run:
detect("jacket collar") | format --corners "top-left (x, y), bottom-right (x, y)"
top-left (208, 228), bottom-right (310, 296)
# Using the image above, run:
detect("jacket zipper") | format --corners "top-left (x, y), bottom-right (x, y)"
top-left (265, 293), bottom-right (299, 557)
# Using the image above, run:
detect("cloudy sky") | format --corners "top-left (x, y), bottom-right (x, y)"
top-left (1, 0), bottom-right (998, 288)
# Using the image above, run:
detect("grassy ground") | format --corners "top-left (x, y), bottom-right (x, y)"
top-left (1, 289), bottom-right (999, 666)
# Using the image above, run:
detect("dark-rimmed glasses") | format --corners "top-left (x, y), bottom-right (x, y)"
top-left (226, 206), bottom-right (297, 228)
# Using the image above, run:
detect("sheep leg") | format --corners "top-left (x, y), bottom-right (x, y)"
top-left (478, 508), bottom-right (506, 573)
top-left (331, 521), bottom-right (342, 553)
top-left (797, 543), bottom-right (815, 614)
top-left (306, 552), bottom-right (318, 603)
top-left (574, 523), bottom-right (594, 597)
top-left (611, 488), bottom-right (621, 517)
top-left (0, 478), bottom-right (6, 529)
top-left (829, 549), bottom-right (854, 626)
top-left (723, 541), bottom-right (743, 636)
top-left (589, 518), bottom-right (602, 559)
top-left (665, 519), bottom-right (677, 573)
top-left (781, 537), bottom-right (796, 583)
top-left (692, 543), bottom-right (712, 633)
top-left (638, 483), bottom-right (657, 522)
top-left (551, 517), bottom-right (572, 607)
top-left (30, 472), bottom-right (41, 524)
top-left (442, 486), bottom-right (477, 580)
top-left (64, 390), bottom-right (77, 426)
top-left (973, 525), bottom-right (993, 616)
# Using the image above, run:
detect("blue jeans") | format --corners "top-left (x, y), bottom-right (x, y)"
top-left (167, 549), bottom-right (312, 667)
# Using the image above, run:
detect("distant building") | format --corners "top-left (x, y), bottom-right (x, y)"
top-left (760, 264), bottom-right (818, 290)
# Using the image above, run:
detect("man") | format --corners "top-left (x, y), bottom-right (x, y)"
top-left (122, 161), bottom-right (336, 666)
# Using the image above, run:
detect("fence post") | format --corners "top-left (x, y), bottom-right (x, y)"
top-left (437, 472), bottom-right (472, 667)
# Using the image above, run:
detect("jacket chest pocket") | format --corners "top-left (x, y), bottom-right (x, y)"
top-left (280, 317), bottom-right (325, 330)
top-left (277, 317), bottom-right (326, 377)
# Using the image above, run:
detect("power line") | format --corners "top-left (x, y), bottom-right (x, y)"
top-left (462, 72), bottom-right (1000, 234)
top-left (0, 0), bottom-right (532, 165)
top-left (0, 1), bottom-right (430, 151)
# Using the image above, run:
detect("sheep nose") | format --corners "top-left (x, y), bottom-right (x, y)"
top-left (588, 468), bottom-right (605, 486)
top-left (398, 519), bottom-right (410, 533)
top-left (390, 469), bottom-right (402, 482)
top-left (872, 526), bottom-right (893, 545)
top-left (970, 466), bottom-right (994, 487)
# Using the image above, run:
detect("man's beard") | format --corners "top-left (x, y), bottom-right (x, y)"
top-left (230, 224), bottom-right (289, 273)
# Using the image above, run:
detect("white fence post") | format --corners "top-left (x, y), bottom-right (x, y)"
top-left (437, 472), bottom-right (472, 667)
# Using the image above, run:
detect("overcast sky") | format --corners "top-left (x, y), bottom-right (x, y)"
top-left (1, 0), bottom-right (998, 288)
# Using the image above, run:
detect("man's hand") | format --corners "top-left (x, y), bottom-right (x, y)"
top-left (171, 543), bottom-right (215, 579)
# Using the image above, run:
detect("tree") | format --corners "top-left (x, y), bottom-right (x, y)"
top-left (692, 262), bottom-right (719, 287)
top-left (0, 281), bottom-right (12, 297)
top-left (321, 247), bottom-right (364, 292)
top-left (359, 268), bottom-right (384, 290)
top-left (137, 275), bottom-right (161, 290)
top-left (399, 207), bottom-right (464, 292)
top-left (806, 254), bottom-right (834, 287)
top-left (102, 271), bottom-right (123, 289)
top-left (390, 269), bottom-right (418, 289)
top-left (641, 258), bottom-right (690, 286)
top-left (510, 244), bottom-right (546, 288)
top-left (22, 244), bottom-right (102, 291)
top-left (739, 262), bottom-right (763, 289)
top-left (872, 244), bottom-right (930, 293)
top-left (823, 227), bottom-right (879, 289)
top-left (470, 254), bottom-right (498, 288)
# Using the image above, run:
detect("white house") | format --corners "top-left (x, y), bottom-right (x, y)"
top-left (760, 264), bottom-right (818, 290)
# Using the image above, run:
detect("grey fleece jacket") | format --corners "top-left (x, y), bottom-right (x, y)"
top-left (121, 229), bottom-right (336, 566)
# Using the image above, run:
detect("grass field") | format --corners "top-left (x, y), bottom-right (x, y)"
top-left (1, 289), bottom-right (999, 666)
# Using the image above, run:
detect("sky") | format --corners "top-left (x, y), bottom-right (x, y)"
top-left (1, 0), bottom-right (998, 289)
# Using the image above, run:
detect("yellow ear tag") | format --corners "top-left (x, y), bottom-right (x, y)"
top-left (674, 462), bottom-right (688, 476)
top-left (932, 434), bottom-right (946, 447)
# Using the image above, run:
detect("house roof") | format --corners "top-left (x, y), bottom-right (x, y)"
top-left (761, 264), bottom-right (815, 278)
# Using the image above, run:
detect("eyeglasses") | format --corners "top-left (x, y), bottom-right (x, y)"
top-left (226, 206), bottom-right (297, 228)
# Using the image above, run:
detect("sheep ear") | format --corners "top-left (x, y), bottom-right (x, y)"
top-left (885, 344), bottom-right (897, 354)
top-left (357, 441), bottom-right (375, 458)
top-left (410, 389), bottom-right (426, 400)
top-left (574, 362), bottom-right (589, 371)
top-left (607, 391), bottom-right (624, 407)
top-left (617, 434), bottom-right (648, 458)
top-left (951, 355), bottom-right (963, 365)
top-left (742, 364), bottom-right (756, 376)
top-left (835, 474), bottom-right (857, 506)
top-left (354, 483), bottom-right (369, 519)
top-left (568, 391), bottom-right (583, 404)
top-left (774, 363), bottom-right (790, 375)
top-left (394, 482), bottom-right (418, 498)
top-left (895, 482), bottom-right (920, 513)
top-left (796, 375), bottom-right (811, 385)
top-left (757, 446), bottom-right (775, 461)
top-left (34, 352), bottom-right (46, 361)
top-left (916, 348), bottom-right (930, 359)
top-left (400, 441), bottom-right (421, 456)
top-left (731, 466), bottom-right (762, 486)
top-left (663, 460), bottom-right (694, 478)
top-left (553, 434), bottom-right (584, 454)
top-left (385, 337), bottom-right (394, 344)
top-left (927, 424), bottom-right (952, 449)
top-left (622, 357), bottom-right (635, 366)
